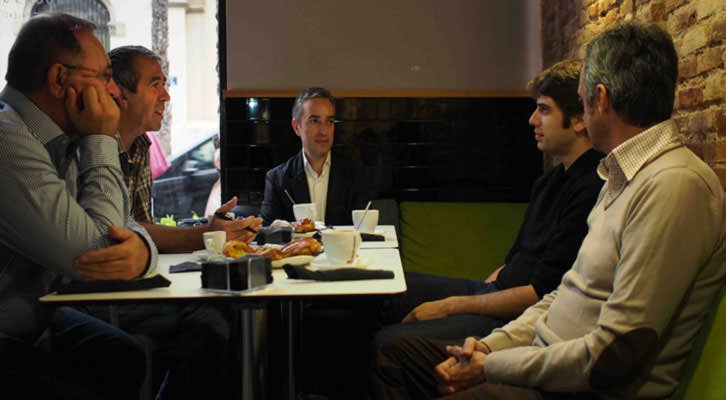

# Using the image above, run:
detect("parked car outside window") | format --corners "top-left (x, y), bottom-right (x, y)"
top-left (152, 133), bottom-right (219, 220)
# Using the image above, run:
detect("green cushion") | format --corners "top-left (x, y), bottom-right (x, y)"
top-left (671, 283), bottom-right (726, 400)
top-left (400, 202), bottom-right (527, 280)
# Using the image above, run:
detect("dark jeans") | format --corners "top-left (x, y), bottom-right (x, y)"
top-left (370, 336), bottom-right (601, 400)
top-left (4, 306), bottom-right (147, 400)
top-left (86, 303), bottom-right (230, 400)
top-left (372, 272), bottom-right (508, 349)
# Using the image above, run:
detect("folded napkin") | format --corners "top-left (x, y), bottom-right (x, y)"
top-left (50, 275), bottom-right (171, 294)
top-left (169, 261), bottom-right (202, 273)
top-left (283, 265), bottom-right (393, 281)
top-left (360, 232), bottom-right (385, 242)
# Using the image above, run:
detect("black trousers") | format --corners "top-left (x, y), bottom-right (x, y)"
top-left (86, 303), bottom-right (231, 400)
top-left (0, 307), bottom-right (145, 400)
top-left (370, 336), bottom-right (601, 400)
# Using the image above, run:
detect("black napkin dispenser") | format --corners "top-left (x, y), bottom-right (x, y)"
top-left (201, 255), bottom-right (272, 291)
top-left (254, 227), bottom-right (292, 245)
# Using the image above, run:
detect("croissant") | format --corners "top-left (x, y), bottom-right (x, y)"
top-left (222, 240), bottom-right (257, 258)
top-left (258, 247), bottom-right (283, 260)
top-left (281, 237), bottom-right (322, 257)
top-left (223, 237), bottom-right (320, 260)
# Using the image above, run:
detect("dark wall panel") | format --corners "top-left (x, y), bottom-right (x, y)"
top-left (222, 97), bottom-right (541, 206)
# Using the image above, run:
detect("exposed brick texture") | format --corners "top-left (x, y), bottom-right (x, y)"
top-left (698, 46), bottom-right (724, 74)
top-left (715, 107), bottom-right (726, 134)
top-left (541, 0), bottom-right (726, 187)
top-left (678, 87), bottom-right (704, 109)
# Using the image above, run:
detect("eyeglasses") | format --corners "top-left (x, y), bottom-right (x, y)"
top-left (61, 63), bottom-right (113, 84)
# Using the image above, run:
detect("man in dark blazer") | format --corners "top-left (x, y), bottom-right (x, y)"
top-left (261, 87), bottom-right (368, 225)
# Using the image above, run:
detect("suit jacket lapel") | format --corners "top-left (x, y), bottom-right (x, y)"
top-left (289, 152), bottom-right (311, 205)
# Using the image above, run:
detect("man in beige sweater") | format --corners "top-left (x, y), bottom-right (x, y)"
top-left (370, 22), bottom-right (726, 400)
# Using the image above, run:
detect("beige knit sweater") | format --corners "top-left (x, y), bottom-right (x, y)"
top-left (481, 120), bottom-right (726, 399)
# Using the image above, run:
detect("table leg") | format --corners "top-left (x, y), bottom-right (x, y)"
top-left (236, 305), bottom-right (267, 400)
top-left (282, 300), bottom-right (302, 400)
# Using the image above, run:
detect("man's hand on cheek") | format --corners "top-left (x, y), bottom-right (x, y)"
top-left (64, 80), bottom-right (119, 137)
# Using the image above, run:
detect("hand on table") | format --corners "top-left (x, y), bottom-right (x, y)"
top-left (209, 197), bottom-right (263, 243)
top-left (402, 298), bottom-right (452, 323)
top-left (434, 337), bottom-right (489, 395)
top-left (74, 226), bottom-right (149, 280)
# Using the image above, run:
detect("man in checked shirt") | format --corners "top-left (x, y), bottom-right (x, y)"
top-left (107, 45), bottom-right (262, 251)
top-left (73, 45), bottom-right (262, 399)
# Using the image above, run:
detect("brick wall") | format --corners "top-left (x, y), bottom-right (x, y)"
top-left (541, 0), bottom-right (726, 186)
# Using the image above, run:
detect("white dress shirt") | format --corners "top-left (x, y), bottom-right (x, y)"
top-left (302, 150), bottom-right (331, 223)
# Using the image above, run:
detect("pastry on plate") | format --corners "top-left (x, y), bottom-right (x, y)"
top-left (281, 237), bottom-right (322, 256)
top-left (222, 240), bottom-right (256, 258)
top-left (293, 218), bottom-right (316, 233)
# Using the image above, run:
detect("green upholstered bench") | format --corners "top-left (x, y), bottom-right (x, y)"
top-left (670, 282), bottom-right (726, 400)
top-left (399, 202), bottom-right (528, 281)
top-left (398, 202), bottom-right (726, 399)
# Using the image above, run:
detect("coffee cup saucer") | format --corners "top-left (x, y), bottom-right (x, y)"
top-left (193, 249), bottom-right (229, 262)
top-left (310, 254), bottom-right (370, 269)
top-left (270, 255), bottom-right (315, 269)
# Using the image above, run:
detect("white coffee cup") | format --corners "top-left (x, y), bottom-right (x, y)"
top-left (293, 203), bottom-right (317, 221)
top-left (352, 209), bottom-right (379, 234)
top-left (322, 229), bottom-right (361, 265)
top-left (203, 231), bottom-right (226, 254)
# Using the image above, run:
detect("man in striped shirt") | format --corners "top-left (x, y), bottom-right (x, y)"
top-left (0, 13), bottom-right (153, 398)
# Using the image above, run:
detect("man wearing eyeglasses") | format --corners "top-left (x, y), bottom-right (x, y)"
top-left (0, 13), bottom-right (153, 399)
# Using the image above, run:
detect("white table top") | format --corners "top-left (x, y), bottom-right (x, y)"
top-left (39, 248), bottom-right (406, 304)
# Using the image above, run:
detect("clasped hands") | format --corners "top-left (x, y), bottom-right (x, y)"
top-left (434, 337), bottom-right (489, 396)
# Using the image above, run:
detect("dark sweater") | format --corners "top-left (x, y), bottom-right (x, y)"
top-left (495, 148), bottom-right (604, 298)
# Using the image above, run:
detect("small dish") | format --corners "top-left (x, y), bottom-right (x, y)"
top-left (309, 254), bottom-right (371, 269)
top-left (291, 230), bottom-right (318, 239)
top-left (270, 255), bottom-right (315, 268)
top-left (192, 250), bottom-right (229, 262)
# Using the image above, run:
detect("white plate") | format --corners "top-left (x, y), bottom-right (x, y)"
top-left (270, 255), bottom-right (315, 268)
top-left (291, 230), bottom-right (318, 239)
top-left (310, 254), bottom-right (371, 269)
top-left (195, 249), bottom-right (314, 267)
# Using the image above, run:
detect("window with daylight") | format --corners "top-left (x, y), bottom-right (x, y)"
top-left (31, 0), bottom-right (111, 50)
